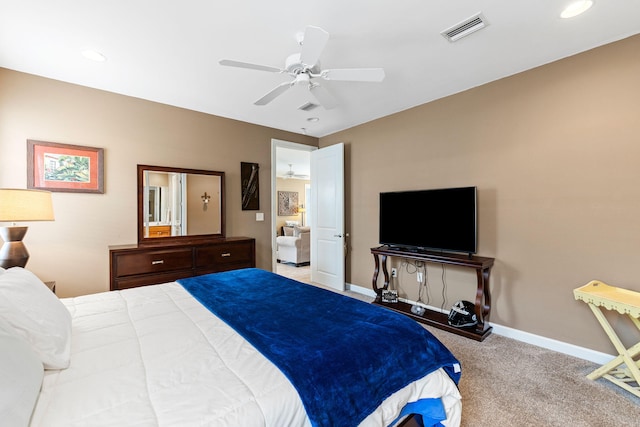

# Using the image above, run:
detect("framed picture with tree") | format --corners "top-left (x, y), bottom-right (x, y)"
top-left (27, 140), bottom-right (104, 193)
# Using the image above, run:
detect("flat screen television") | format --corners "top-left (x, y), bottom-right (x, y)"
top-left (379, 186), bottom-right (477, 254)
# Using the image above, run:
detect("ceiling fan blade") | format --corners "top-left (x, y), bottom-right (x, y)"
top-left (309, 84), bottom-right (338, 110)
top-left (320, 68), bottom-right (385, 82)
top-left (299, 26), bottom-right (329, 67)
top-left (219, 59), bottom-right (283, 73)
top-left (254, 81), bottom-right (292, 106)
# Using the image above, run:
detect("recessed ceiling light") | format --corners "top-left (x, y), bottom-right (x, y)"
top-left (306, 117), bottom-right (319, 123)
top-left (560, 1), bottom-right (594, 19)
top-left (82, 50), bottom-right (107, 62)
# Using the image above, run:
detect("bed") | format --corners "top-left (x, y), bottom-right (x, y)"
top-left (0, 266), bottom-right (462, 427)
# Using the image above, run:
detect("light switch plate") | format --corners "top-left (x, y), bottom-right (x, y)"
top-left (256, 212), bottom-right (264, 221)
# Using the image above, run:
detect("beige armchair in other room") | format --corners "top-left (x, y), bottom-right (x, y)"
top-left (276, 226), bottom-right (310, 267)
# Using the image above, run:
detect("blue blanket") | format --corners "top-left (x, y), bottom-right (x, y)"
top-left (178, 268), bottom-right (460, 427)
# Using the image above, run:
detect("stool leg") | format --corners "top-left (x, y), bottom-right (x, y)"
top-left (623, 316), bottom-right (640, 383)
top-left (590, 341), bottom-right (640, 380)
top-left (586, 304), bottom-right (640, 395)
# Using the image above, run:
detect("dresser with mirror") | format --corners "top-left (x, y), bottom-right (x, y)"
top-left (109, 165), bottom-right (255, 290)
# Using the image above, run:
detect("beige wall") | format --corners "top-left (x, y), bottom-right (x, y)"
top-left (0, 68), bottom-right (317, 297)
top-left (320, 34), bottom-right (640, 354)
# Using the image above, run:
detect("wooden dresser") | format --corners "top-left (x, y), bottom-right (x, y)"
top-left (109, 237), bottom-right (255, 290)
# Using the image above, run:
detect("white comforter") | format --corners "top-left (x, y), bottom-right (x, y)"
top-left (31, 282), bottom-right (461, 426)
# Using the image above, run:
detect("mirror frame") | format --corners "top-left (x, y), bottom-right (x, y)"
top-left (137, 164), bottom-right (225, 245)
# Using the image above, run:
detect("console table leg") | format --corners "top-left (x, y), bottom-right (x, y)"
top-left (482, 267), bottom-right (492, 321)
top-left (474, 267), bottom-right (492, 333)
top-left (381, 255), bottom-right (390, 291)
top-left (372, 253), bottom-right (382, 296)
top-left (372, 253), bottom-right (391, 298)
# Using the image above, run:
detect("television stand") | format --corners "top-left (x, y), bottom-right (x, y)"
top-left (371, 246), bottom-right (495, 341)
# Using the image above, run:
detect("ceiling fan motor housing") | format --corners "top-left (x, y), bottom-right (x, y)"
top-left (285, 53), bottom-right (320, 75)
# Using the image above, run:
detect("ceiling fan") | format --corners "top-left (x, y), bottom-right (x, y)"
top-left (219, 26), bottom-right (385, 109)
top-left (283, 164), bottom-right (309, 180)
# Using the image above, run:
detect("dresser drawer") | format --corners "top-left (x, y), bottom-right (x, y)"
top-left (109, 238), bottom-right (255, 291)
top-left (148, 225), bottom-right (171, 238)
top-left (114, 248), bottom-right (193, 277)
top-left (195, 242), bottom-right (254, 267)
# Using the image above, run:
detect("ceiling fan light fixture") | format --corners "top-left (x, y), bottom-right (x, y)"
top-left (295, 73), bottom-right (311, 85)
top-left (560, 1), bottom-right (594, 19)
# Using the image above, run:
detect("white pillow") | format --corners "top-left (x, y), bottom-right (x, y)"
top-left (0, 318), bottom-right (44, 427)
top-left (0, 267), bottom-right (71, 369)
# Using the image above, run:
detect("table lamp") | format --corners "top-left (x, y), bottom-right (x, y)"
top-left (0, 188), bottom-right (55, 268)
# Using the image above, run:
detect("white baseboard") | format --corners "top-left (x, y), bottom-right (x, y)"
top-left (347, 283), bottom-right (377, 298)
top-left (347, 283), bottom-right (614, 365)
top-left (489, 323), bottom-right (614, 365)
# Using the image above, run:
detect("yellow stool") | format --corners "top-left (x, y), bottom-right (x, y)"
top-left (574, 280), bottom-right (640, 398)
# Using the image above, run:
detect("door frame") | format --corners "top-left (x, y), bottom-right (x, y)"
top-left (271, 139), bottom-right (317, 272)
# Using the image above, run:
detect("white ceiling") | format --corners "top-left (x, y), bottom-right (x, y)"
top-left (1, 1), bottom-right (639, 139)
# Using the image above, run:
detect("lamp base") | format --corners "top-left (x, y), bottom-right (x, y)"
top-left (0, 226), bottom-right (30, 269)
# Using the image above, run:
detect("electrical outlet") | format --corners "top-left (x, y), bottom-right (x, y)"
top-left (391, 268), bottom-right (398, 277)
top-left (417, 272), bottom-right (423, 282)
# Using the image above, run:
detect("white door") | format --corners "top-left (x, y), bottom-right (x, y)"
top-left (310, 143), bottom-right (345, 291)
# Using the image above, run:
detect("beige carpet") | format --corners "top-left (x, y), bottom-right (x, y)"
top-left (426, 327), bottom-right (640, 426)
top-left (277, 265), bottom-right (640, 426)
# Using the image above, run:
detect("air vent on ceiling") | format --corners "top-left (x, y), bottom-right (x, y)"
top-left (441, 13), bottom-right (488, 42)
top-left (298, 102), bottom-right (320, 112)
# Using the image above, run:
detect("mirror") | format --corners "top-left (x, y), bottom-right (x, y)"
top-left (138, 165), bottom-right (225, 244)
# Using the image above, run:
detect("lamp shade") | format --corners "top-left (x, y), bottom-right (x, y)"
top-left (0, 189), bottom-right (55, 222)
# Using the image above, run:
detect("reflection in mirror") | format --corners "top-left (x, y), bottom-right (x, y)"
top-left (144, 171), bottom-right (186, 237)
top-left (147, 186), bottom-right (163, 223)
top-left (138, 165), bottom-right (225, 243)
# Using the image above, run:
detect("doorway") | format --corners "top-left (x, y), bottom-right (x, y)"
top-left (271, 140), bottom-right (315, 283)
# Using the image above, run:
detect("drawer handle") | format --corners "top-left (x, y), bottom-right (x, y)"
top-left (221, 253), bottom-right (231, 257)
top-left (151, 260), bottom-right (165, 265)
